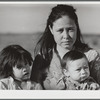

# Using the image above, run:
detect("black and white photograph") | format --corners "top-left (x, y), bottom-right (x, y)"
top-left (0, 1), bottom-right (100, 99)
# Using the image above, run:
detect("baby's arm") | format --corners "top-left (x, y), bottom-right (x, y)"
top-left (79, 77), bottom-right (100, 90)
top-left (87, 77), bottom-right (100, 90)
top-left (79, 82), bottom-right (100, 90)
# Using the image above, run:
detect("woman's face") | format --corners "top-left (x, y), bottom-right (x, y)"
top-left (49, 15), bottom-right (77, 50)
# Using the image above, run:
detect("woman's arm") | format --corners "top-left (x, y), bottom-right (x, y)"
top-left (85, 49), bottom-right (100, 85)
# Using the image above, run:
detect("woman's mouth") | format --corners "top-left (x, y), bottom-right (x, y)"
top-left (62, 41), bottom-right (72, 44)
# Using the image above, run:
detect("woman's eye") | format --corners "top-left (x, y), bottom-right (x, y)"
top-left (69, 28), bottom-right (74, 32)
top-left (57, 29), bottom-right (63, 33)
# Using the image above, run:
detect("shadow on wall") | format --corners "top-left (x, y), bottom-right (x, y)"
top-left (0, 33), bottom-right (100, 59)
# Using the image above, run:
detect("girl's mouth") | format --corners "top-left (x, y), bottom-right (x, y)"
top-left (24, 73), bottom-right (29, 76)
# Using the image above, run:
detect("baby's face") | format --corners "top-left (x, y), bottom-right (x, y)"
top-left (12, 64), bottom-right (32, 81)
top-left (66, 57), bottom-right (90, 82)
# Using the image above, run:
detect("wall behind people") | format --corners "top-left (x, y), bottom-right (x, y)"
top-left (0, 3), bottom-right (100, 56)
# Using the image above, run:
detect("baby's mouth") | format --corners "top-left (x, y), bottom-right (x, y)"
top-left (81, 76), bottom-right (87, 80)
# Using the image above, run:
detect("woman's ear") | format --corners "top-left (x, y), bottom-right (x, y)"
top-left (49, 25), bottom-right (53, 35)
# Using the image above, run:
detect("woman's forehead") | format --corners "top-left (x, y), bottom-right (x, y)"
top-left (52, 16), bottom-right (76, 28)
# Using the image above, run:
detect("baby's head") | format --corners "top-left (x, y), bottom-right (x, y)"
top-left (0, 45), bottom-right (33, 81)
top-left (62, 50), bottom-right (90, 83)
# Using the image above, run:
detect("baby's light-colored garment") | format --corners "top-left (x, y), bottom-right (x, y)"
top-left (44, 49), bottom-right (100, 89)
top-left (64, 76), bottom-right (100, 90)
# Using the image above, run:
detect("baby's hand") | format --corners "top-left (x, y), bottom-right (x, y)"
top-left (90, 83), bottom-right (100, 90)
top-left (76, 83), bottom-right (89, 90)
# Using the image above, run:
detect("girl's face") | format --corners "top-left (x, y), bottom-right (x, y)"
top-left (12, 64), bottom-right (32, 81)
top-left (49, 15), bottom-right (77, 50)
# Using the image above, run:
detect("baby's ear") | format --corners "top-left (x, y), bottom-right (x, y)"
top-left (63, 69), bottom-right (70, 77)
top-left (63, 69), bottom-right (68, 76)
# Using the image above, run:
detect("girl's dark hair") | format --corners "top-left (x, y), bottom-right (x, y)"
top-left (34, 4), bottom-right (89, 64)
top-left (62, 50), bottom-right (88, 69)
top-left (0, 44), bottom-right (33, 79)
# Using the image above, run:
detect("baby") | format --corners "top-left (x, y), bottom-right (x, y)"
top-left (0, 45), bottom-right (42, 90)
top-left (62, 50), bottom-right (100, 90)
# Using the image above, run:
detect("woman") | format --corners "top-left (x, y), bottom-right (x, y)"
top-left (30, 4), bottom-right (100, 90)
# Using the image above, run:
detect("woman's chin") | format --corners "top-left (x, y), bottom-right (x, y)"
top-left (62, 45), bottom-right (72, 50)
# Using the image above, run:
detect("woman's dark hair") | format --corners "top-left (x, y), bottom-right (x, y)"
top-left (30, 54), bottom-right (48, 89)
top-left (0, 44), bottom-right (33, 79)
top-left (62, 50), bottom-right (88, 69)
top-left (34, 4), bottom-right (89, 63)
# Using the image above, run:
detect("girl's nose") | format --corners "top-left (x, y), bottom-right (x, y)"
top-left (22, 68), bottom-right (27, 72)
top-left (22, 67), bottom-right (30, 72)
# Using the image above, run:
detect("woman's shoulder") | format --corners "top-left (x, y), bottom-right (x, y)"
top-left (84, 49), bottom-right (99, 62)
top-left (85, 49), bottom-right (99, 56)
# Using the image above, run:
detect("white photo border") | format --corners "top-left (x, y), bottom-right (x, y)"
top-left (0, 1), bottom-right (100, 99)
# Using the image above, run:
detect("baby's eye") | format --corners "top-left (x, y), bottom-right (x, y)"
top-left (84, 66), bottom-right (89, 69)
top-left (76, 68), bottom-right (81, 71)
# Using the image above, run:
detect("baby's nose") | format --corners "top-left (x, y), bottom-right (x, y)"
top-left (81, 69), bottom-right (86, 74)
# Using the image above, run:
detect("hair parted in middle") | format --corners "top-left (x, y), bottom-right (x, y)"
top-left (34, 4), bottom-right (89, 63)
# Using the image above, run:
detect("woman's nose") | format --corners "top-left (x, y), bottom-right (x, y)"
top-left (63, 29), bottom-right (69, 39)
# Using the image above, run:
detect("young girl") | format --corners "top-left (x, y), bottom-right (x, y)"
top-left (62, 50), bottom-right (100, 90)
top-left (0, 45), bottom-right (42, 90)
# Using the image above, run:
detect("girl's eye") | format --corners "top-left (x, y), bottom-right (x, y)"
top-left (17, 66), bottom-right (22, 69)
